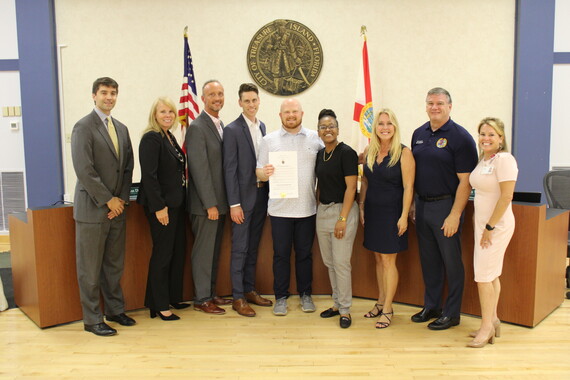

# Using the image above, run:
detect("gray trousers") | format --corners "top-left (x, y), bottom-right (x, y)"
top-left (316, 201), bottom-right (359, 315)
top-left (190, 214), bottom-right (226, 303)
top-left (75, 219), bottom-right (126, 325)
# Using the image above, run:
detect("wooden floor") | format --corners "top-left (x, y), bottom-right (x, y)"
top-left (1, 296), bottom-right (569, 379)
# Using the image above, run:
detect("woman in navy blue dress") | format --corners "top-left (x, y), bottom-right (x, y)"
top-left (360, 108), bottom-right (415, 328)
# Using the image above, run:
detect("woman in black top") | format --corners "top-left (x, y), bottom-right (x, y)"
top-left (137, 97), bottom-right (187, 321)
top-left (315, 109), bottom-right (359, 328)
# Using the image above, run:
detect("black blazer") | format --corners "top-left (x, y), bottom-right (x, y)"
top-left (137, 130), bottom-right (186, 212)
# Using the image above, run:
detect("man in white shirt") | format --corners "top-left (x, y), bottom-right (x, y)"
top-left (256, 98), bottom-right (323, 316)
top-left (223, 83), bottom-right (272, 317)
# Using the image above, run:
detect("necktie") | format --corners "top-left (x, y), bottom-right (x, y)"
top-left (215, 119), bottom-right (223, 140)
top-left (107, 116), bottom-right (119, 155)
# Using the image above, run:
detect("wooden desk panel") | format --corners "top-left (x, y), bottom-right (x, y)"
top-left (10, 202), bottom-right (568, 328)
top-left (10, 207), bottom-right (81, 327)
top-left (534, 206), bottom-right (569, 325)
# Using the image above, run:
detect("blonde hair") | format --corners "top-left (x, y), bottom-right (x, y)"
top-left (142, 97), bottom-right (179, 136)
top-left (366, 108), bottom-right (403, 170)
top-left (477, 117), bottom-right (508, 158)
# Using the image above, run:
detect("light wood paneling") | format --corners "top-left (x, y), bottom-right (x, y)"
top-left (1, 296), bottom-right (569, 379)
top-left (0, 234), bottom-right (10, 252)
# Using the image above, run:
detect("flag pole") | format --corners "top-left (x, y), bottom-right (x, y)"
top-left (178, 26), bottom-right (200, 153)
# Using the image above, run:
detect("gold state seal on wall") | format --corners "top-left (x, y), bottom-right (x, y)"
top-left (247, 19), bottom-right (323, 96)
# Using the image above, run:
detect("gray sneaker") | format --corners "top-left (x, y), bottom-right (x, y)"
top-left (273, 297), bottom-right (288, 316)
top-left (300, 294), bottom-right (316, 313)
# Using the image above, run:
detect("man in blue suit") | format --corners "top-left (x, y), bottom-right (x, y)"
top-left (223, 83), bottom-right (272, 317)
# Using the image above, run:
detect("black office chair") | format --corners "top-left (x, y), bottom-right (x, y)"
top-left (543, 170), bottom-right (570, 299)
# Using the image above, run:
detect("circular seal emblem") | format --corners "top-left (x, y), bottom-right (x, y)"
top-left (247, 19), bottom-right (323, 96)
top-left (359, 102), bottom-right (374, 139)
top-left (436, 138), bottom-right (448, 148)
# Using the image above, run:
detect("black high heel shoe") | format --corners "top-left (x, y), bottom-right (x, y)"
top-left (150, 310), bottom-right (180, 321)
top-left (170, 302), bottom-right (191, 310)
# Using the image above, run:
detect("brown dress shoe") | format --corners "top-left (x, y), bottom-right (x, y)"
top-left (245, 290), bottom-right (273, 307)
top-left (232, 298), bottom-right (256, 317)
top-left (193, 300), bottom-right (226, 314)
top-left (212, 296), bottom-right (233, 306)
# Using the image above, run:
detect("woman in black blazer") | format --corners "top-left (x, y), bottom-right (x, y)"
top-left (137, 97), bottom-right (187, 321)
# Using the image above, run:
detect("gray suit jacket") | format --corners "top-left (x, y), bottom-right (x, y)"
top-left (71, 110), bottom-right (134, 223)
top-left (223, 114), bottom-right (266, 212)
top-left (186, 110), bottom-right (228, 216)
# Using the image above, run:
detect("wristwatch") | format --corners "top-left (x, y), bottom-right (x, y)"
top-left (485, 224), bottom-right (495, 231)
top-left (338, 216), bottom-right (347, 222)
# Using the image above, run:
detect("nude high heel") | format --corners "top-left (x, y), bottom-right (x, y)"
top-left (469, 319), bottom-right (501, 338)
top-left (467, 328), bottom-right (496, 348)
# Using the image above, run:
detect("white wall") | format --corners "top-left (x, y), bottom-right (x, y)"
top-left (551, 0), bottom-right (570, 169)
top-left (0, 73), bottom-right (24, 171)
top-left (0, 0), bottom-right (18, 58)
top-left (0, 0), bottom-right (25, 174)
top-left (54, 0), bottom-right (516, 197)
top-left (554, 0), bottom-right (570, 52)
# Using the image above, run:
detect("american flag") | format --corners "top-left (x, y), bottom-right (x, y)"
top-left (178, 26), bottom-right (200, 152)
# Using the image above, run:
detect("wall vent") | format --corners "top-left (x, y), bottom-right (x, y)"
top-left (0, 172), bottom-right (26, 232)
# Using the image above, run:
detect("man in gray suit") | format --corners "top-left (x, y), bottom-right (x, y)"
top-left (186, 80), bottom-right (231, 314)
top-left (223, 83), bottom-right (272, 317)
top-left (71, 77), bottom-right (135, 336)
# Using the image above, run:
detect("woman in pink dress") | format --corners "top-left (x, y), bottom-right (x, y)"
top-left (468, 117), bottom-right (518, 348)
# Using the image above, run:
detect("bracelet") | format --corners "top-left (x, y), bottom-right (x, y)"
top-left (338, 216), bottom-right (347, 222)
top-left (485, 223), bottom-right (495, 231)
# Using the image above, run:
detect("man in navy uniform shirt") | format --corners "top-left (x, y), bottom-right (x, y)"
top-left (410, 87), bottom-right (478, 330)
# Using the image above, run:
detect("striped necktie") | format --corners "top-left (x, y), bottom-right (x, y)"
top-left (107, 116), bottom-right (119, 155)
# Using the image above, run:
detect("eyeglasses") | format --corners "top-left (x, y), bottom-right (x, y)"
top-left (318, 125), bottom-right (338, 131)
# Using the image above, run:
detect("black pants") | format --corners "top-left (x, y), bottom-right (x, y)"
top-left (270, 215), bottom-right (316, 299)
top-left (415, 197), bottom-right (464, 318)
top-left (144, 205), bottom-right (186, 311)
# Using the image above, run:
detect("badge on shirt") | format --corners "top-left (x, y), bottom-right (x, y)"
top-left (480, 166), bottom-right (494, 175)
top-left (415, 140), bottom-right (424, 145)
top-left (436, 138), bottom-right (447, 148)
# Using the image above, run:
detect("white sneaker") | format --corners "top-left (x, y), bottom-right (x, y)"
top-left (300, 294), bottom-right (316, 313)
top-left (273, 297), bottom-right (287, 316)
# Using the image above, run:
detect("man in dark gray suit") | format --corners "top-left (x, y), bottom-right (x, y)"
top-left (186, 80), bottom-right (231, 314)
top-left (223, 83), bottom-right (272, 317)
top-left (71, 77), bottom-right (135, 336)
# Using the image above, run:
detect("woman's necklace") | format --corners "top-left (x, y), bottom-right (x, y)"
top-left (323, 142), bottom-right (339, 162)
